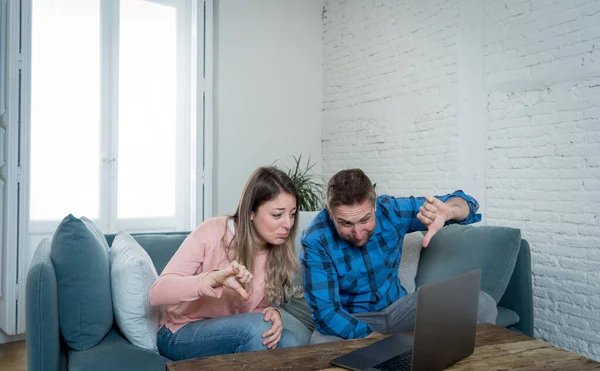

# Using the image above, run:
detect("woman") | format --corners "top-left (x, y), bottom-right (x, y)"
top-left (150, 166), bottom-right (301, 361)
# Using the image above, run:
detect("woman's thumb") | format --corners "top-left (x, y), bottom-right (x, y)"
top-left (230, 260), bottom-right (239, 274)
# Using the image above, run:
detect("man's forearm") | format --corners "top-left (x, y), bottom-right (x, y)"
top-left (445, 197), bottom-right (470, 222)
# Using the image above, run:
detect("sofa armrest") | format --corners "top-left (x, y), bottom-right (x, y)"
top-left (26, 239), bottom-right (66, 371)
top-left (498, 239), bottom-right (534, 337)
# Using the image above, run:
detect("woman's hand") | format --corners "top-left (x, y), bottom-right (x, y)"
top-left (261, 308), bottom-right (283, 349)
top-left (207, 260), bottom-right (253, 300)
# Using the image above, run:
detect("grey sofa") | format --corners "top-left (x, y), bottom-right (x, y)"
top-left (26, 215), bottom-right (533, 371)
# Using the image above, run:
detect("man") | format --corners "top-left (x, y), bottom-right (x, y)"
top-left (300, 169), bottom-right (497, 344)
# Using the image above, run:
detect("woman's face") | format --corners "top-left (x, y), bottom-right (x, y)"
top-left (251, 192), bottom-right (297, 246)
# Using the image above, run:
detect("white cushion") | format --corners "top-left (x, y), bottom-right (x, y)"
top-left (110, 230), bottom-right (162, 353)
top-left (398, 232), bottom-right (424, 293)
top-left (291, 211), bottom-right (320, 287)
top-left (294, 211), bottom-right (320, 258)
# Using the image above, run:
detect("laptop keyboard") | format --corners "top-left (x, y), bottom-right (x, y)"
top-left (372, 350), bottom-right (413, 371)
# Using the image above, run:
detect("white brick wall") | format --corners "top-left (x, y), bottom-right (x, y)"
top-left (484, 0), bottom-right (600, 360)
top-left (323, 0), bottom-right (600, 361)
top-left (322, 0), bottom-right (463, 194)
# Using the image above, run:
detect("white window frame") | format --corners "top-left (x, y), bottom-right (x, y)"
top-left (0, 0), bottom-right (213, 335)
top-left (26, 0), bottom-right (209, 235)
top-left (0, 0), bottom-right (31, 335)
top-left (195, 0), bottom-right (213, 224)
top-left (99, 0), bottom-right (192, 234)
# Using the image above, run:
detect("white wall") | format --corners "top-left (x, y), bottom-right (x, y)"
top-left (323, 0), bottom-right (600, 362)
top-left (484, 0), bottom-right (600, 360)
top-left (212, 0), bottom-right (323, 215)
top-left (321, 0), bottom-right (486, 204)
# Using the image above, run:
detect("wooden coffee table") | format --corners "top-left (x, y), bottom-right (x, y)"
top-left (166, 324), bottom-right (600, 370)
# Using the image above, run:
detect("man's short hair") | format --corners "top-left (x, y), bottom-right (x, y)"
top-left (326, 169), bottom-right (376, 210)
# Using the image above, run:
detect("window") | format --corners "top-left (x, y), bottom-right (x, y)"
top-left (30, 0), bottom-right (199, 233)
top-left (1, 0), bottom-right (211, 336)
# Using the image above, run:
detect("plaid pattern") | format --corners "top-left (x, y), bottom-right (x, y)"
top-left (300, 191), bottom-right (481, 340)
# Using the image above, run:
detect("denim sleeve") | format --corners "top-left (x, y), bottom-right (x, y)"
top-left (385, 191), bottom-right (481, 233)
top-left (300, 243), bottom-right (373, 340)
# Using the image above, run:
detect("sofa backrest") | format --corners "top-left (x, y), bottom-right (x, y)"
top-left (105, 231), bottom-right (190, 274)
top-left (294, 211), bottom-right (321, 257)
top-left (105, 211), bottom-right (323, 276)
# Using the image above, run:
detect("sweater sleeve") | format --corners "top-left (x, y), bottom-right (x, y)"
top-left (149, 223), bottom-right (223, 306)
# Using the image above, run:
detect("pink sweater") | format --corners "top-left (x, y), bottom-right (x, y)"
top-left (149, 217), bottom-right (271, 333)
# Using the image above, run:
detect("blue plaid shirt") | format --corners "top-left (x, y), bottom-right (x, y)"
top-left (300, 191), bottom-right (481, 340)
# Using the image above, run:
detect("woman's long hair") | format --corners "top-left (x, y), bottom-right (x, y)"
top-left (225, 166), bottom-right (301, 306)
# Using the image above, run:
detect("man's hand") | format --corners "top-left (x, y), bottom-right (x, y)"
top-left (262, 308), bottom-right (283, 349)
top-left (366, 331), bottom-right (383, 338)
top-left (417, 195), bottom-right (449, 248)
top-left (207, 260), bottom-right (253, 300)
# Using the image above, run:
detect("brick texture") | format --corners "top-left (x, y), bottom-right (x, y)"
top-left (323, 0), bottom-right (600, 361)
top-left (484, 0), bottom-right (600, 360)
top-left (322, 0), bottom-right (463, 194)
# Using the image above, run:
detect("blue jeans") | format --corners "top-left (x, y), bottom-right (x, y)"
top-left (157, 313), bottom-right (299, 361)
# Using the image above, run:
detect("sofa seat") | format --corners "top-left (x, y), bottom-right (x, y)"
top-left (68, 327), bottom-right (169, 371)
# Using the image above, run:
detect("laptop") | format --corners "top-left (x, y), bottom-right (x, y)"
top-left (330, 269), bottom-right (481, 371)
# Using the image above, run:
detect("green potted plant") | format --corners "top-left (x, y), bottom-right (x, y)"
top-left (283, 154), bottom-right (325, 212)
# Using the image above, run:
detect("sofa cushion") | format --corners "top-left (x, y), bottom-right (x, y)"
top-left (110, 231), bottom-right (163, 353)
top-left (398, 231), bottom-right (424, 293)
top-left (415, 224), bottom-right (521, 303)
top-left (293, 211), bottom-right (320, 285)
top-left (50, 214), bottom-right (113, 351)
top-left (81, 216), bottom-right (110, 253)
top-left (68, 327), bottom-right (169, 371)
top-left (496, 306), bottom-right (520, 328)
top-left (282, 297), bottom-right (315, 333)
top-left (280, 308), bottom-right (311, 345)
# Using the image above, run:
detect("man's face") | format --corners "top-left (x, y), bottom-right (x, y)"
top-left (328, 200), bottom-right (376, 247)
